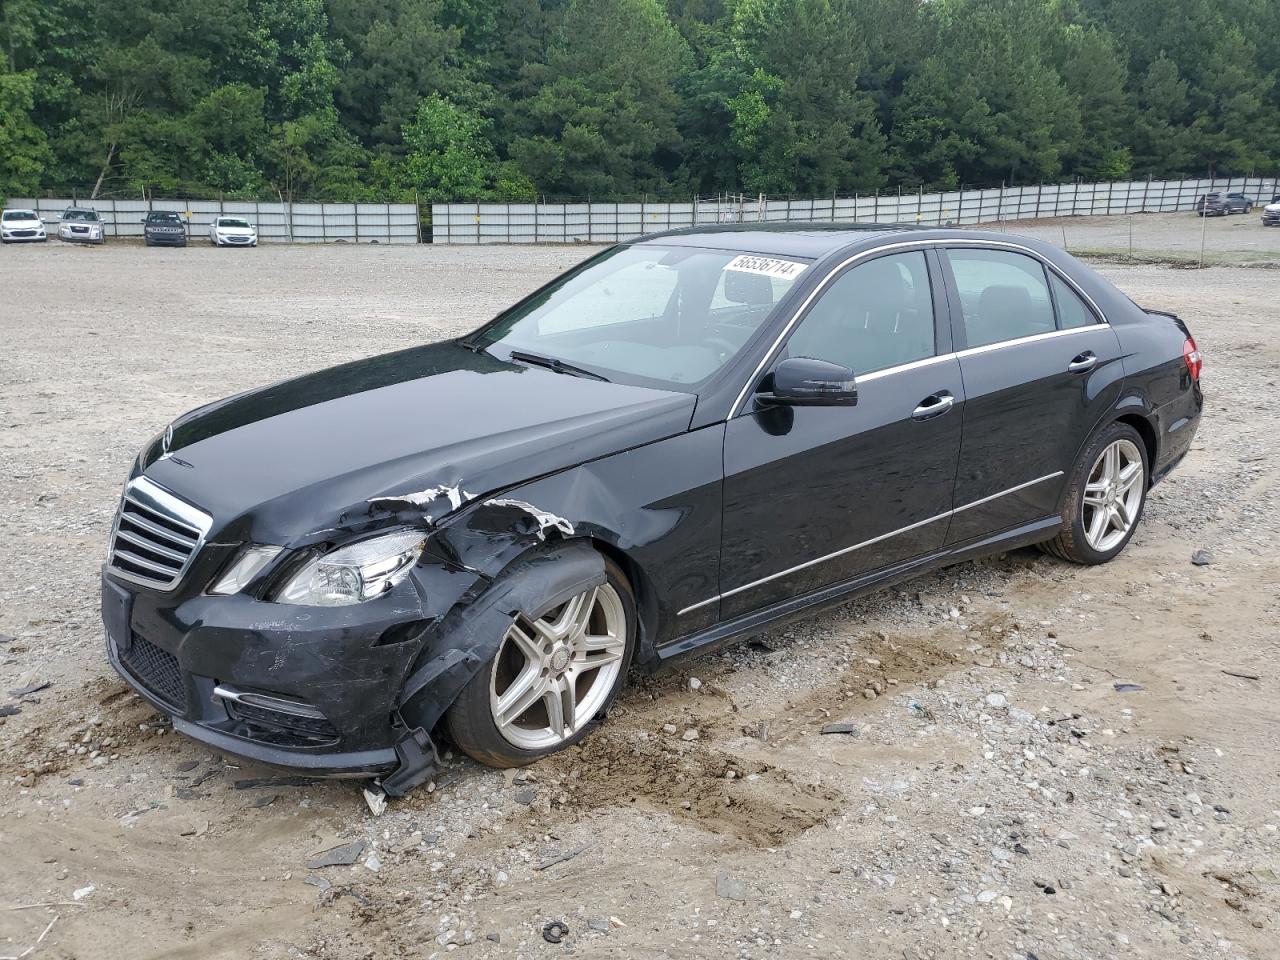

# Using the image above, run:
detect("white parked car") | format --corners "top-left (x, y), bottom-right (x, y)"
top-left (57, 207), bottom-right (106, 244)
top-left (1, 208), bottom-right (48, 243)
top-left (208, 216), bottom-right (258, 247)
top-left (1262, 195), bottom-right (1280, 227)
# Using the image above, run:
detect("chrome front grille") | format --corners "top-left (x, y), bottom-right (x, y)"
top-left (107, 476), bottom-right (212, 590)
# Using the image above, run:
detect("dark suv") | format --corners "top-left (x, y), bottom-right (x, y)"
top-left (143, 211), bottom-right (188, 246)
top-left (1195, 192), bottom-right (1251, 216)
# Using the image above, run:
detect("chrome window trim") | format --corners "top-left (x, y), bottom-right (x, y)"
top-left (728, 237), bottom-right (1108, 418)
top-left (676, 470), bottom-right (1064, 616)
top-left (855, 352), bottom-right (958, 384)
top-left (782, 325), bottom-right (1103, 393)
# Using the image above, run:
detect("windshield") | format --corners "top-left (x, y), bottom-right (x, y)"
top-left (2, 210), bottom-right (37, 221)
top-left (473, 244), bottom-right (808, 390)
top-left (63, 209), bottom-right (99, 221)
top-left (149, 212), bottom-right (182, 223)
top-left (217, 218), bottom-right (251, 228)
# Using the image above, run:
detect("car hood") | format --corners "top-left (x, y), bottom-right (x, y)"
top-left (215, 226), bottom-right (255, 234)
top-left (3, 218), bottom-right (41, 227)
top-left (141, 341), bottom-right (696, 543)
top-left (1266, 203), bottom-right (1280, 212)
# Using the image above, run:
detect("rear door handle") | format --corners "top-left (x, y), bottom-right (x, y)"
top-left (912, 391), bottom-right (954, 421)
top-left (1068, 351), bottom-right (1098, 374)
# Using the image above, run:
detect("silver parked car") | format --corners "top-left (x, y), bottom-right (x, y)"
top-left (1, 208), bottom-right (48, 243)
top-left (208, 216), bottom-right (258, 247)
top-left (58, 207), bottom-right (106, 244)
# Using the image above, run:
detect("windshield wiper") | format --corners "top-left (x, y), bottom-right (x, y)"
top-left (507, 350), bottom-right (610, 382)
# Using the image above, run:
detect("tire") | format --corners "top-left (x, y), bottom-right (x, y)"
top-left (446, 553), bottom-right (636, 767)
top-left (1040, 421), bottom-right (1149, 565)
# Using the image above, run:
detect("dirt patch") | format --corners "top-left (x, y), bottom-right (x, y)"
top-left (541, 730), bottom-right (841, 848)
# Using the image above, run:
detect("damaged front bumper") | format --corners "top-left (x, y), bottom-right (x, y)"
top-left (101, 555), bottom-right (485, 793)
top-left (100, 533), bottom-right (605, 795)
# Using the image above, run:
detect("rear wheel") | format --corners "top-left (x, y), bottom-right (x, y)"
top-left (446, 554), bottom-right (634, 767)
top-left (1040, 422), bottom-right (1148, 565)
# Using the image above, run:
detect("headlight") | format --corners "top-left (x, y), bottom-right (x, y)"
top-left (277, 530), bottom-right (426, 606)
top-left (209, 545), bottom-right (283, 595)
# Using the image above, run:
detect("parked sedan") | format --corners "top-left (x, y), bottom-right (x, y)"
top-left (101, 225), bottom-right (1203, 795)
top-left (208, 216), bottom-right (257, 247)
top-left (57, 207), bottom-right (105, 243)
top-left (143, 210), bottom-right (188, 246)
top-left (0, 208), bottom-right (48, 243)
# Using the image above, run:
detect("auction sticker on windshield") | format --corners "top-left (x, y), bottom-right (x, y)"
top-left (724, 254), bottom-right (808, 280)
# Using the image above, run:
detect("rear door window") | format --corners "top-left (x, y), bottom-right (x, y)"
top-left (945, 249), bottom-right (1055, 348)
top-left (1049, 273), bottom-right (1097, 330)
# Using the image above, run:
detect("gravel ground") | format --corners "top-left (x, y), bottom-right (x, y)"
top-left (1, 217), bottom-right (1278, 960)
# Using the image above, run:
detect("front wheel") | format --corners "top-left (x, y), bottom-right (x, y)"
top-left (1040, 422), bottom-right (1148, 565)
top-left (446, 555), bottom-right (635, 767)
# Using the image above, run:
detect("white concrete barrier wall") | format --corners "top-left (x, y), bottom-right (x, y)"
top-left (8, 198), bottom-right (421, 244)
top-left (430, 176), bottom-right (1280, 244)
top-left (13, 177), bottom-right (1276, 245)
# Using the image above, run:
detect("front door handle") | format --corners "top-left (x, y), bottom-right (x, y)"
top-left (912, 391), bottom-right (954, 421)
top-left (1067, 351), bottom-right (1098, 374)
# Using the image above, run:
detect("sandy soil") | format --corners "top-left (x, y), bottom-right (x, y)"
top-left (1, 218), bottom-right (1277, 960)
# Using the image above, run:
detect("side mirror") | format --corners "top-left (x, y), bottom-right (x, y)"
top-left (760, 357), bottom-right (858, 406)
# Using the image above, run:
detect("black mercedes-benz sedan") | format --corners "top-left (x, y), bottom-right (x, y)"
top-left (101, 225), bottom-right (1203, 794)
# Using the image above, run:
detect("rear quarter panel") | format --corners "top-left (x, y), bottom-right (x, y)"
top-left (1028, 243), bottom-right (1202, 479)
top-left (1109, 305), bottom-right (1203, 478)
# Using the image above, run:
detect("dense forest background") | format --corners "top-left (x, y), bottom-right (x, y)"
top-left (2, 0), bottom-right (1277, 202)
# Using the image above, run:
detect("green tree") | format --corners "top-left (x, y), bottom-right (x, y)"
top-left (729, 0), bottom-right (888, 194)
top-left (328, 0), bottom-right (470, 148)
top-left (889, 0), bottom-right (1081, 187)
top-left (508, 0), bottom-right (690, 196)
top-left (403, 94), bottom-right (500, 199)
top-left (0, 52), bottom-right (52, 196)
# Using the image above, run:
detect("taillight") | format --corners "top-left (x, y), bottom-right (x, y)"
top-left (1183, 337), bottom-right (1202, 382)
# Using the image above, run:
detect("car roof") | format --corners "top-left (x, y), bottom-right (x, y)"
top-left (632, 223), bottom-right (926, 258)
top-left (631, 222), bottom-right (1065, 261)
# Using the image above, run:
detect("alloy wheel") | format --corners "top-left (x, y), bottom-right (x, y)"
top-left (1082, 438), bottom-right (1144, 552)
top-left (489, 583), bottom-right (627, 751)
